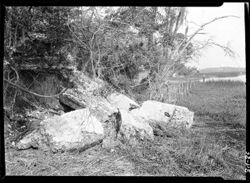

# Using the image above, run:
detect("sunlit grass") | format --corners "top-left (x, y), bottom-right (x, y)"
top-left (177, 81), bottom-right (246, 127)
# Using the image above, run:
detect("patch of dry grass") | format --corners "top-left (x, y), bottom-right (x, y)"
top-left (5, 144), bottom-right (134, 176)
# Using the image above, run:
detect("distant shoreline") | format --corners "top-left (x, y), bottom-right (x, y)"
top-left (199, 66), bottom-right (245, 74)
top-left (199, 71), bottom-right (245, 78)
top-left (201, 74), bottom-right (246, 83)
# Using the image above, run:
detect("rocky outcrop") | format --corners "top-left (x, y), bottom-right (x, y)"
top-left (15, 71), bottom-right (194, 153)
top-left (15, 69), bottom-right (150, 151)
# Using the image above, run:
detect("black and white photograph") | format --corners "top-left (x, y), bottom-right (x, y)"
top-left (3, 4), bottom-right (247, 179)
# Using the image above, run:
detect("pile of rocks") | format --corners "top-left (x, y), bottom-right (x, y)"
top-left (15, 71), bottom-right (194, 153)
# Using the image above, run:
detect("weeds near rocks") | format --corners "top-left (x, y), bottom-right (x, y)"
top-left (4, 81), bottom-right (246, 179)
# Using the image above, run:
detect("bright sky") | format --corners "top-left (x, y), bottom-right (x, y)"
top-left (185, 3), bottom-right (246, 70)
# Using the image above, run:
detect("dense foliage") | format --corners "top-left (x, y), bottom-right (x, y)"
top-left (3, 6), bottom-right (234, 112)
top-left (66, 7), bottom-right (197, 96)
top-left (4, 7), bottom-right (72, 66)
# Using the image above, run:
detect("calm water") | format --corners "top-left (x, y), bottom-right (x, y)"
top-left (200, 74), bottom-right (246, 83)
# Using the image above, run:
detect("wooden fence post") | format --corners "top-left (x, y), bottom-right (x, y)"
top-left (185, 82), bottom-right (188, 96)
top-left (178, 82), bottom-right (181, 100)
top-left (187, 81), bottom-right (191, 96)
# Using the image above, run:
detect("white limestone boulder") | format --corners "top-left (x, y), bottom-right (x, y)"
top-left (170, 105), bottom-right (194, 128)
top-left (118, 109), bottom-right (154, 144)
top-left (130, 100), bottom-right (194, 128)
top-left (15, 109), bottom-right (105, 152)
top-left (107, 93), bottom-right (140, 112)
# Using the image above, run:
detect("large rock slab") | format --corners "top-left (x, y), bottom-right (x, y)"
top-left (130, 100), bottom-right (194, 128)
top-left (15, 109), bottom-right (105, 152)
top-left (107, 93), bottom-right (140, 112)
top-left (60, 70), bottom-right (117, 122)
top-left (118, 109), bottom-right (154, 144)
top-left (62, 88), bottom-right (117, 122)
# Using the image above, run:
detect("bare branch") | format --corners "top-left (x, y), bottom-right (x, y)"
top-left (178, 15), bottom-right (239, 57)
top-left (167, 15), bottom-right (239, 65)
top-left (4, 79), bottom-right (68, 98)
top-left (67, 24), bottom-right (91, 50)
top-left (207, 41), bottom-right (236, 58)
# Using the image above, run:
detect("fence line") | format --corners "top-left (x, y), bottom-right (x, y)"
top-left (163, 79), bottom-right (200, 104)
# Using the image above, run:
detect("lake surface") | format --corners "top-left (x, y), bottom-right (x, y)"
top-left (200, 74), bottom-right (246, 83)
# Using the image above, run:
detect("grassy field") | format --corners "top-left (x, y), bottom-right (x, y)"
top-left (174, 81), bottom-right (246, 179)
top-left (4, 81), bottom-right (246, 179)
